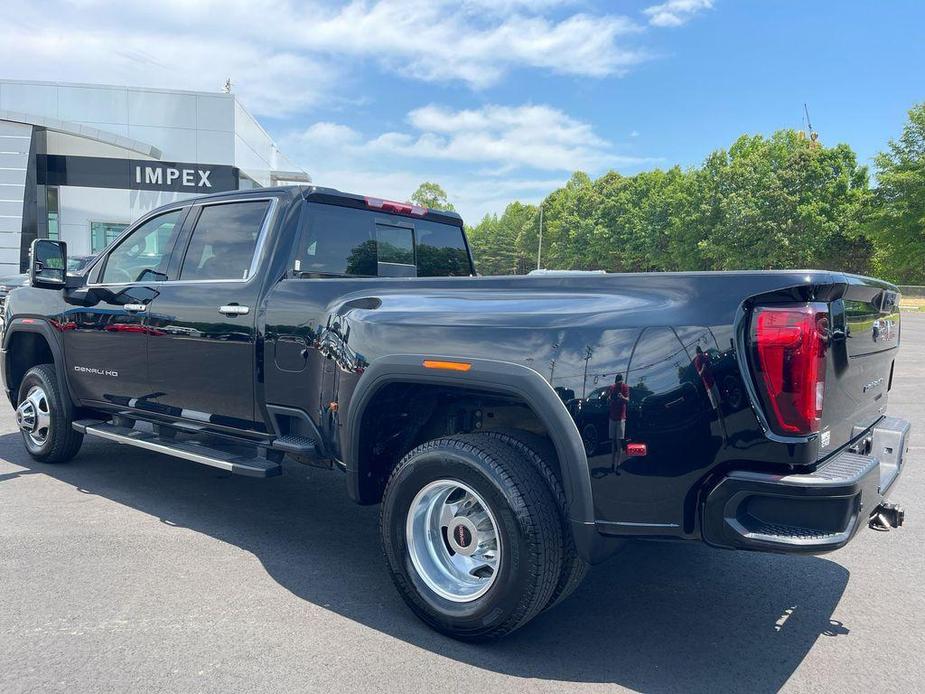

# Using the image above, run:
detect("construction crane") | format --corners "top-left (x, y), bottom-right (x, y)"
top-left (802, 103), bottom-right (820, 147)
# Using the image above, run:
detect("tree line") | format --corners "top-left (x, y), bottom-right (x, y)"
top-left (414, 103), bottom-right (924, 284)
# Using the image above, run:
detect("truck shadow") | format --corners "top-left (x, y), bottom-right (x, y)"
top-left (2, 435), bottom-right (851, 692)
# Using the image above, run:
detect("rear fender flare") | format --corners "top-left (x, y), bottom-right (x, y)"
top-left (344, 354), bottom-right (594, 525)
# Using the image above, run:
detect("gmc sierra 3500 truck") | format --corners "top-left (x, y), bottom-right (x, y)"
top-left (2, 185), bottom-right (910, 640)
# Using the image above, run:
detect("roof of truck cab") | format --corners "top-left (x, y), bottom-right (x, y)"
top-left (178, 185), bottom-right (464, 226)
top-left (301, 186), bottom-right (464, 226)
top-left (184, 185), bottom-right (310, 201)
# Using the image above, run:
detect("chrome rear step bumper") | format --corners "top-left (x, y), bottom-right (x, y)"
top-left (702, 416), bottom-right (911, 554)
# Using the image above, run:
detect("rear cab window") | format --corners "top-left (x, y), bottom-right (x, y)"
top-left (180, 200), bottom-right (271, 281)
top-left (294, 202), bottom-right (473, 278)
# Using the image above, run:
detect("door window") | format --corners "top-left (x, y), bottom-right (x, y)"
top-left (179, 201), bottom-right (270, 281)
top-left (100, 209), bottom-right (183, 284)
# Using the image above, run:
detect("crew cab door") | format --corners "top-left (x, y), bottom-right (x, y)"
top-left (64, 207), bottom-right (187, 406)
top-left (143, 197), bottom-right (276, 431)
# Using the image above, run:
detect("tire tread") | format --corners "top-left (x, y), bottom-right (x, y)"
top-left (380, 432), bottom-right (563, 640)
top-left (19, 363), bottom-right (83, 463)
top-left (484, 429), bottom-right (588, 609)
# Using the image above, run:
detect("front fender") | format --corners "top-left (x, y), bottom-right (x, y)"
top-left (2, 317), bottom-right (74, 407)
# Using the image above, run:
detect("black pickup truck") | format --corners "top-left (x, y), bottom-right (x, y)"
top-left (1, 185), bottom-right (910, 640)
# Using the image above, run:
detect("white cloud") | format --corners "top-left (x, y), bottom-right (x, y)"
top-left (292, 103), bottom-right (651, 173)
top-left (643, 0), bottom-right (713, 27)
top-left (305, 166), bottom-right (569, 223)
top-left (299, 122), bottom-right (363, 147)
top-left (0, 4), bottom-right (340, 117)
top-left (284, 103), bottom-right (657, 220)
top-left (284, 1), bottom-right (648, 87)
top-left (0, 1), bottom-right (700, 219)
top-left (1, 0), bottom-right (654, 114)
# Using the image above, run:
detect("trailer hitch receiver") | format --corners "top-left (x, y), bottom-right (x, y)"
top-left (869, 502), bottom-right (904, 531)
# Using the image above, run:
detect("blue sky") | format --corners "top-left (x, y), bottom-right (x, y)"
top-left (4, 1), bottom-right (924, 221)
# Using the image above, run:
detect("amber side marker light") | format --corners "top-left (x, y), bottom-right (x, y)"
top-left (423, 360), bottom-right (472, 372)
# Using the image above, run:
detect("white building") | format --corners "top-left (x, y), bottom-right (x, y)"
top-left (0, 79), bottom-right (309, 274)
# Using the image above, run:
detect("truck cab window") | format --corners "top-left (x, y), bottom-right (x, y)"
top-left (180, 200), bottom-right (270, 281)
top-left (100, 209), bottom-right (183, 284)
top-left (375, 223), bottom-right (415, 277)
top-left (297, 203), bottom-right (472, 277)
top-left (415, 221), bottom-right (471, 277)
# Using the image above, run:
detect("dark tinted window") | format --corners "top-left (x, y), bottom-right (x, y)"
top-left (101, 209), bottom-right (183, 283)
top-left (376, 223), bottom-right (414, 265)
top-left (298, 203), bottom-right (374, 276)
top-left (376, 223), bottom-right (415, 277)
top-left (296, 203), bottom-right (471, 277)
top-left (415, 221), bottom-right (471, 277)
top-left (180, 201), bottom-right (269, 281)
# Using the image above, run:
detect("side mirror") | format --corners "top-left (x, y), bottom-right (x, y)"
top-left (30, 239), bottom-right (67, 289)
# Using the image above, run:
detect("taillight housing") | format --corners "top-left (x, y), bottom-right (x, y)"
top-left (750, 304), bottom-right (829, 436)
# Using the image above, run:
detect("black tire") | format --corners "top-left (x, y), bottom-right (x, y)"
top-left (16, 364), bottom-right (83, 463)
top-left (484, 429), bottom-right (589, 610)
top-left (581, 423), bottom-right (599, 456)
top-left (380, 433), bottom-right (563, 641)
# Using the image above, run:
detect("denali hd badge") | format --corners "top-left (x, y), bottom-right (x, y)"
top-left (74, 365), bottom-right (118, 377)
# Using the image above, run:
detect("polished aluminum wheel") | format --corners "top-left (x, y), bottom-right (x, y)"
top-left (16, 385), bottom-right (51, 447)
top-left (406, 480), bottom-right (501, 602)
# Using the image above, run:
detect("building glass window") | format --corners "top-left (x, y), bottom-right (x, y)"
top-left (46, 187), bottom-right (59, 240)
top-left (91, 222), bottom-right (129, 254)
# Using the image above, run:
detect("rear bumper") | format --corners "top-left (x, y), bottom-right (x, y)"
top-left (702, 416), bottom-right (911, 553)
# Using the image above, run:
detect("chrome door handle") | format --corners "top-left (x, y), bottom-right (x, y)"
top-left (219, 305), bottom-right (250, 316)
top-left (124, 303), bottom-right (147, 312)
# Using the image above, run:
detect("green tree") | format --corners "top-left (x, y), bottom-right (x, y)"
top-left (695, 130), bottom-right (870, 273)
top-left (590, 167), bottom-right (696, 272)
top-left (865, 103), bottom-right (925, 283)
top-left (537, 171), bottom-right (597, 270)
top-left (466, 127), bottom-right (879, 277)
top-left (467, 201), bottom-right (537, 275)
top-left (409, 182), bottom-right (456, 211)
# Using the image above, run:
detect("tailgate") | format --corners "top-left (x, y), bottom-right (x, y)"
top-left (821, 277), bottom-right (900, 455)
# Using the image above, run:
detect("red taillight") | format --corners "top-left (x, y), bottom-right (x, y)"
top-left (751, 305), bottom-right (829, 436)
top-left (364, 197), bottom-right (426, 217)
top-left (626, 442), bottom-right (647, 457)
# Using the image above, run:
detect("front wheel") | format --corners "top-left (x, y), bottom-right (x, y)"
top-left (380, 433), bottom-right (563, 641)
top-left (16, 364), bottom-right (83, 463)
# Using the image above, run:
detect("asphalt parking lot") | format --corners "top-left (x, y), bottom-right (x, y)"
top-left (1, 316), bottom-right (922, 694)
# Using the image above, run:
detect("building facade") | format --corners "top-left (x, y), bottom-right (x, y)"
top-left (0, 79), bottom-right (308, 274)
